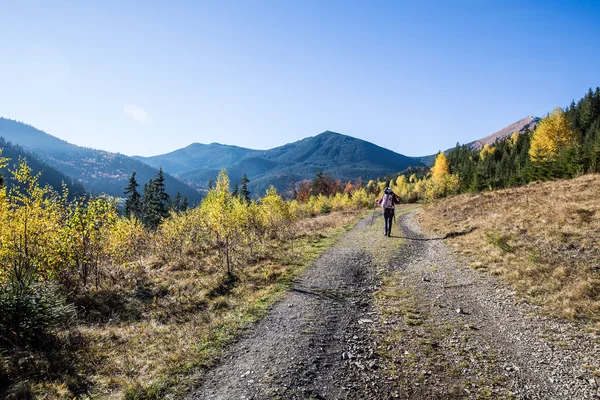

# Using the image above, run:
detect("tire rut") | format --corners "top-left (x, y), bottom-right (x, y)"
top-left (388, 211), bottom-right (600, 399)
top-left (188, 217), bottom-right (380, 400)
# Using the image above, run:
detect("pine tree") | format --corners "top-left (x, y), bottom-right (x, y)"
top-left (240, 173), bottom-right (251, 202)
top-left (141, 179), bottom-right (162, 229)
top-left (124, 171), bottom-right (142, 219)
top-left (172, 190), bottom-right (182, 212)
top-left (232, 182), bottom-right (239, 198)
top-left (181, 196), bottom-right (189, 212)
top-left (154, 168), bottom-right (171, 218)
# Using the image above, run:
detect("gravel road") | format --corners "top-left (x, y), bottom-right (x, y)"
top-left (188, 209), bottom-right (600, 399)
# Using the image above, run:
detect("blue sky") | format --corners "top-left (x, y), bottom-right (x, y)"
top-left (1, 1), bottom-right (599, 157)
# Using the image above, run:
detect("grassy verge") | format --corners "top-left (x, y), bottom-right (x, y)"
top-left (2, 210), bottom-right (367, 399)
top-left (417, 174), bottom-right (600, 330)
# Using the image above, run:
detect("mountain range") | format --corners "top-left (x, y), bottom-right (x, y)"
top-left (0, 116), bottom-right (539, 199)
top-left (133, 131), bottom-right (423, 195)
top-left (0, 118), bottom-right (202, 202)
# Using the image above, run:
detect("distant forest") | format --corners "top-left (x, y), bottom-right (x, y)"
top-left (446, 87), bottom-right (600, 192)
top-left (0, 137), bottom-right (85, 199)
top-left (379, 87), bottom-right (600, 198)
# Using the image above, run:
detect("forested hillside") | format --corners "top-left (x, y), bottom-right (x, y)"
top-left (0, 137), bottom-right (85, 198)
top-left (0, 118), bottom-right (202, 201)
top-left (135, 131), bottom-right (423, 195)
top-left (414, 116), bottom-right (540, 166)
top-left (446, 87), bottom-right (600, 192)
top-left (367, 87), bottom-right (600, 204)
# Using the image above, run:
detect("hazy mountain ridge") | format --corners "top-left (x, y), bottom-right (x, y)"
top-left (0, 118), bottom-right (202, 201)
top-left (0, 137), bottom-right (86, 198)
top-left (136, 130), bottom-right (424, 195)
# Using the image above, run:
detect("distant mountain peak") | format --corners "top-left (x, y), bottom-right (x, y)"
top-left (468, 116), bottom-right (539, 150)
top-left (319, 130), bottom-right (342, 136)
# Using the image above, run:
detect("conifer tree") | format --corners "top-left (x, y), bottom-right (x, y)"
top-left (181, 196), bottom-right (189, 212)
top-left (154, 168), bottom-right (171, 218)
top-left (141, 179), bottom-right (162, 229)
top-left (232, 182), bottom-right (239, 198)
top-left (240, 173), bottom-right (251, 202)
top-left (124, 171), bottom-right (142, 219)
top-left (172, 190), bottom-right (182, 212)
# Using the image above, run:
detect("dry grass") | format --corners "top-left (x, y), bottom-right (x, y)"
top-left (418, 174), bottom-right (600, 325)
top-left (4, 210), bottom-right (366, 399)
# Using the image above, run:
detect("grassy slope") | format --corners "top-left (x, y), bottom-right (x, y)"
top-left (1, 210), bottom-right (368, 399)
top-left (417, 174), bottom-right (600, 328)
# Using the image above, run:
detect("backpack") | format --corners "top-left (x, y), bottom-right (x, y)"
top-left (382, 192), bottom-right (394, 209)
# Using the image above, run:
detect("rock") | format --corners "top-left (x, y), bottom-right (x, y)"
top-left (456, 308), bottom-right (464, 314)
top-left (358, 319), bottom-right (374, 324)
top-left (342, 351), bottom-right (350, 360)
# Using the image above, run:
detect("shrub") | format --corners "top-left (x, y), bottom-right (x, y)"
top-left (0, 281), bottom-right (75, 347)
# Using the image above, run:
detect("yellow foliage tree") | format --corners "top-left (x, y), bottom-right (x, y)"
top-left (200, 169), bottom-right (242, 274)
top-left (479, 144), bottom-right (495, 160)
top-left (61, 196), bottom-right (118, 290)
top-left (0, 161), bottom-right (66, 285)
top-left (431, 152), bottom-right (450, 186)
top-left (108, 216), bottom-right (148, 267)
top-left (529, 107), bottom-right (579, 162)
top-left (427, 152), bottom-right (460, 201)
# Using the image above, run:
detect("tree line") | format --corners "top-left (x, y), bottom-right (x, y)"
top-left (376, 87), bottom-right (600, 202)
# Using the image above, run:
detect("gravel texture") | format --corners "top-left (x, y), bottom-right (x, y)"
top-left (188, 210), bottom-right (600, 399)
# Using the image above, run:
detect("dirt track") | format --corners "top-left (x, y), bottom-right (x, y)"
top-left (188, 209), bottom-right (600, 399)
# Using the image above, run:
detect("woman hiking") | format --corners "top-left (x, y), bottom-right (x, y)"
top-left (375, 187), bottom-right (401, 237)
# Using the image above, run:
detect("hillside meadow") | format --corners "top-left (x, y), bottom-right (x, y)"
top-left (418, 174), bottom-right (600, 331)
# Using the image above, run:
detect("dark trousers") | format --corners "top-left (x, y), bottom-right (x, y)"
top-left (383, 208), bottom-right (395, 236)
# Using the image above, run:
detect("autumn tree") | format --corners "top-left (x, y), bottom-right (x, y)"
top-left (296, 181), bottom-right (312, 203)
top-left (200, 169), bottom-right (247, 275)
top-left (61, 196), bottom-right (118, 290)
top-left (529, 108), bottom-right (579, 163)
top-left (427, 152), bottom-right (459, 200)
top-left (343, 180), bottom-right (354, 195)
top-left (0, 160), bottom-right (74, 344)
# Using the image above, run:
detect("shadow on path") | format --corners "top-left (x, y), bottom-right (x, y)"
top-left (390, 227), bottom-right (476, 241)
